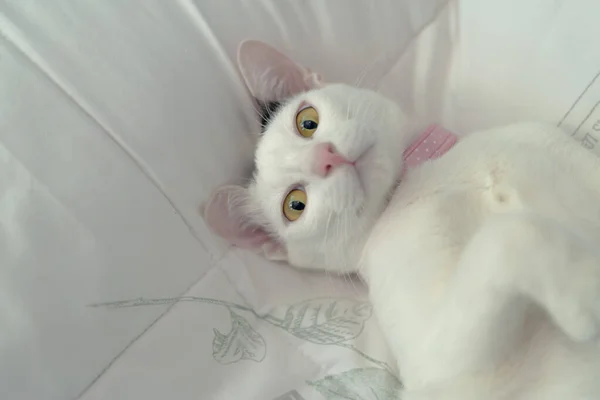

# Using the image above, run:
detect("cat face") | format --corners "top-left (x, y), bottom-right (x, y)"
top-left (204, 40), bottom-right (410, 273)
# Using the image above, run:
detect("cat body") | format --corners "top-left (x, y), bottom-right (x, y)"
top-left (366, 123), bottom-right (600, 399)
top-left (205, 40), bottom-right (600, 399)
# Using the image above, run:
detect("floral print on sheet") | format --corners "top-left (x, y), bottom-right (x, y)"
top-left (93, 296), bottom-right (401, 400)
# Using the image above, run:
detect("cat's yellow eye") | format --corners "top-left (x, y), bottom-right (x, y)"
top-left (283, 188), bottom-right (307, 221)
top-left (295, 107), bottom-right (319, 138)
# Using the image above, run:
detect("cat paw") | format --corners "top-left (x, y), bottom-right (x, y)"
top-left (542, 269), bottom-right (600, 343)
top-left (500, 216), bottom-right (600, 344)
top-left (552, 305), bottom-right (600, 343)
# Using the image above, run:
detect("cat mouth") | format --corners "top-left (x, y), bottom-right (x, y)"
top-left (353, 145), bottom-right (374, 195)
top-left (353, 144), bottom-right (374, 165)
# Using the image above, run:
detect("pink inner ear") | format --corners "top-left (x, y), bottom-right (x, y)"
top-left (237, 39), bottom-right (323, 102)
top-left (229, 225), bottom-right (272, 249)
top-left (203, 186), bottom-right (273, 250)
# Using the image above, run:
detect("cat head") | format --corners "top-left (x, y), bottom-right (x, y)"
top-left (204, 40), bottom-right (411, 273)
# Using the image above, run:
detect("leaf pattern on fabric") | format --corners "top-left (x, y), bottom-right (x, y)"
top-left (279, 298), bottom-right (372, 344)
top-left (308, 368), bottom-right (402, 400)
top-left (212, 309), bottom-right (266, 364)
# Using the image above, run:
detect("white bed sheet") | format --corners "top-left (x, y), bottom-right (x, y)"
top-left (84, 252), bottom-right (395, 400)
top-left (3, 1), bottom-right (600, 399)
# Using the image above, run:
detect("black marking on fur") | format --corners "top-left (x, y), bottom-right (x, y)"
top-left (257, 100), bottom-right (282, 132)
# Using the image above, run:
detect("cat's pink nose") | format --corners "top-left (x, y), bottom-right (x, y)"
top-left (314, 143), bottom-right (354, 177)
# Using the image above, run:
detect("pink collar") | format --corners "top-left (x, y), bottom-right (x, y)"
top-left (402, 124), bottom-right (458, 171)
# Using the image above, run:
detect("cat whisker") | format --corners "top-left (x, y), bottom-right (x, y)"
top-left (345, 98), bottom-right (351, 121)
top-left (354, 56), bottom-right (381, 89)
top-left (324, 212), bottom-right (333, 265)
top-left (323, 212), bottom-right (339, 293)
top-left (353, 63), bottom-right (369, 88)
top-left (343, 212), bottom-right (363, 297)
top-left (334, 209), bottom-right (357, 296)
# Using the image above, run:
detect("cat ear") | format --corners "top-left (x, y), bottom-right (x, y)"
top-left (237, 39), bottom-right (323, 103)
top-left (203, 185), bottom-right (287, 261)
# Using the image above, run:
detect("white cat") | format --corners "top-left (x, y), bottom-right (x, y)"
top-left (204, 40), bottom-right (600, 399)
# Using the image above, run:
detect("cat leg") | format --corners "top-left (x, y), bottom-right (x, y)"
top-left (490, 214), bottom-right (600, 343)
top-left (409, 213), bottom-right (600, 388)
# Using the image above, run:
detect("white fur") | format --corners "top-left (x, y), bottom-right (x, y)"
top-left (364, 122), bottom-right (600, 399)
top-left (250, 83), bottom-right (409, 270)
top-left (206, 41), bottom-right (600, 399)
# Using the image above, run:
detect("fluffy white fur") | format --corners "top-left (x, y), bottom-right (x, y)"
top-left (205, 40), bottom-right (600, 399)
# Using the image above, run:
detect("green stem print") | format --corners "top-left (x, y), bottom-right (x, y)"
top-left (309, 367), bottom-right (402, 400)
top-left (91, 296), bottom-right (401, 399)
top-left (92, 296), bottom-right (283, 326)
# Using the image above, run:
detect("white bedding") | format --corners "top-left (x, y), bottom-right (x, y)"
top-left (2, 1), bottom-right (600, 399)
